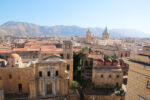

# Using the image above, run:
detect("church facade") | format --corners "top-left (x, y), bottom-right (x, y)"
top-left (0, 41), bottom-right (79, 100)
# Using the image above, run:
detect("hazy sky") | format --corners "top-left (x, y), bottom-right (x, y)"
top-left (0, 0), bottom-right (150, 34)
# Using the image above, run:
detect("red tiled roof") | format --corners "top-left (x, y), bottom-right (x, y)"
top-left (73, 48), bottom-right (81, 52)
top-left (24, 45), bottom-right (56, 51)
top-left (40, 45), bottom-right (56, 49)
top-left (75, 37), bottom-right (86, 39)
top-left (13, 48), bottom-right (39, 51)
top-left (0, 50), bottom-right (12, 53)
top-left (41, 48), bottom-right (63, 52)
top-left (0, 45), bottom-right (11, 49)
top-left (88, 54), bottom-right (103, 59)
top-left (11, 53), bottom-right (20, 59)
top-left (25, 41), bottom-right (60, 45)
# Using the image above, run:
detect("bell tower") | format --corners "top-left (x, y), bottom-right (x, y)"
top-left (63, 40), bottom-right (73, 60)
top-left (63, 40), bottom-right (73, 86)
top-left (102, 27), bottom-right (110, 39)
top-left (86, 28), bottom-right (92, 43)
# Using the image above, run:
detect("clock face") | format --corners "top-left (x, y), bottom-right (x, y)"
top-left (148, 81), bottom-right (150, 89)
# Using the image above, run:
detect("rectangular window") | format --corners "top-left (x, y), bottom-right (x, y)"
top-left (67, 54), bottom-right (70, 59)
top-left (39, 71), bottom-right (42, 77)
top-left (18, 83), bottom-right (22, 92)
top-left (9, 74), bottom-right (12, 79)
top-left (67, 65), bottom-right (70, 71)
top-left (147, 81), bottom-right (150, 89)
top-left (60, 54), bottom-right (63, 59)
top-left (85, 61), bottom-right (88, 66)
top-left (47, 71), bottom-right (51, 77)
top-left (109, 75), bottom-right (111, 78)
top-left (90, 60), bottom-right (93, 66)
top-left (101, 74), bottom-right (103, 78)
top-left (116, 75), bottom-right (119, 78)
top-left (56, 71), bottom-right (58, 76)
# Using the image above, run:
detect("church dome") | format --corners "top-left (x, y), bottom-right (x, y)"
top-left (10, 53), bottom-right (20, 59)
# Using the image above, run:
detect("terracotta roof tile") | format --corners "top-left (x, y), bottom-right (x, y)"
top-left (75, 37), bottom-right (86, 39)
top-left (41, 48), bottom-right (63, 52)
top-left (73, 48), bottom-right (81, 52)
top-left (0, 50), bottom-right (12, 53)
top-left (88, 54), bottom-right (103, 59)
top-left (13, 48), bottom-right (40, 51)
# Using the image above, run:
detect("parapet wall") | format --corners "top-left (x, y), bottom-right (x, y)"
top-left (39, 95), bottom-right (80, 100)
top-left (132, 54), bottom-right (150, 64)
top-left (84, 94), bottom-right (125, 100)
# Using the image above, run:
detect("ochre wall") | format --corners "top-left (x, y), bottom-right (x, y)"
top-left (66, 59), bottom-right (73, 86)
top-left (84, 94), bottom-right (125, 100)
top-left (125, 61), bottom-right (150, 100)
top-left (0, 67), bottom-right (34, 93)
top-left (132, 54), bottom-right (150, 64)
top-left (39, 96), bottom-right (80, 100)
top-left (92, 69), bottom-right (123, 88)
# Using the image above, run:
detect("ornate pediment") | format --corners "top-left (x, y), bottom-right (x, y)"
top-left (39, 54), bottom-right (65, 63)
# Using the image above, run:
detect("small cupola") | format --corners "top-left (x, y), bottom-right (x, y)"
top-left (105, 58), bottom-right (112, 66)
top-left (113, 59), bottom-right (119, 66)
top-left (97, 59), bottom-right (104, 66)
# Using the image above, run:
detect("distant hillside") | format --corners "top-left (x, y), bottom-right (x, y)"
top-left (0, 21), bottom-right (150, 38)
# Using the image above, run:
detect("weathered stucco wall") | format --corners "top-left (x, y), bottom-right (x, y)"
top-left (84, 94), bottom-right (125, 100)
top-left (0, 67), bottom-right (34, 93)
top-left (125, 60), bottom-right (150, 100)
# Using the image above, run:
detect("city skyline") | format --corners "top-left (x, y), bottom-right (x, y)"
top-left (0, 0), bottom-right (150, 34)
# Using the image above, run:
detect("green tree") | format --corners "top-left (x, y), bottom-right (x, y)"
top-left (70, 81), bottom-right (79, 89)
top-left (104, 55), bottom-right (114, 60)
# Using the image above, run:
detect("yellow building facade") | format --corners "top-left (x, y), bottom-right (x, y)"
top-left (125, 58), bottom-right (150, 100)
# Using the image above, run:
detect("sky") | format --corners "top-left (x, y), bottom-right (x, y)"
top-left (0, 0), bottom-right (150, 34)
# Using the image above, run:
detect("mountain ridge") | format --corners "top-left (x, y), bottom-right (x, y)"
top-left (0, 21), bottom-right (150, 38)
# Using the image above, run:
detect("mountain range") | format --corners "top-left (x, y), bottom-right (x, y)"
top-left (0, 21), bottom-right (150, 38)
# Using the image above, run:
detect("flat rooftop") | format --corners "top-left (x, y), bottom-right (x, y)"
top-left (128, 59), bottom-right (150, 66)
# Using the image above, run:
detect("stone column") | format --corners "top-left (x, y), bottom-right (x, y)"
top-left (42, 79), bottom-right (46, 96)
top-left (55, 79), bottom-right (57, 95)
top-left (53, 79), bottom-right (56, 95)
